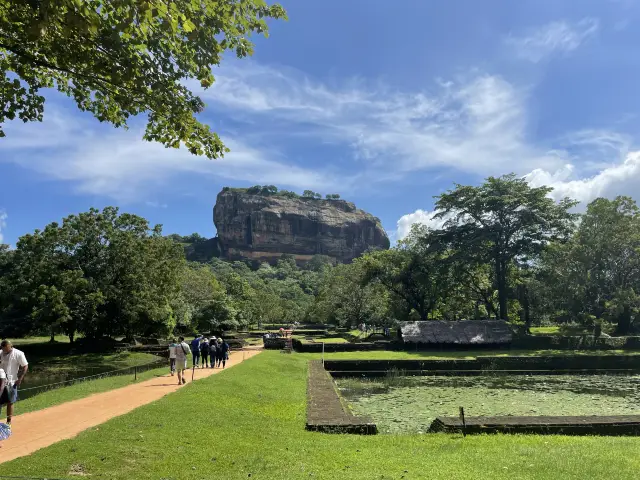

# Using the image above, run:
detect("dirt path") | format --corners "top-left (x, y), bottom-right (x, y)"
top-left (0, 348), bottom-right (261, 463)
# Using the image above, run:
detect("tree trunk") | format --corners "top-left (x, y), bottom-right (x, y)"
top-left (69, 331), bottom-right (75, 344)
top-left (49, 325), bottom-right (55, 343)
top-left (522, 286), bottom-right (531, 334)
top-left (616, 305), bottom-right (632, 335)
top-left (495, 256), bottom-right (508, 320)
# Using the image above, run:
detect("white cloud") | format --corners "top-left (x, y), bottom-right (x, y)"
top-left (396, 209), bottom-right (451, 241)
top-left (0, 210), bottom-right (6, 244)
top-left (525, 151), bottom-right (640, 204)
top-left (3, 59), bottom-right (636, 216)
top-left (3, 63), bottom-right (572, 204)
top-left (145, 201), bottom-right (168, 209)
top-left (201, 63), bottom-right (566, 177)
top-left (0, 105), bottom-right (346, 203)
top-left (506, 18), bottom-right (599, 62)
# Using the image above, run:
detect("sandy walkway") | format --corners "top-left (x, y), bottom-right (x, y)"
top-left (0, 348), bottom-right (261, 463)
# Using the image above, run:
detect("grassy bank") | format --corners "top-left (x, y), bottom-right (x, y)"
top-left (4, 352), bottom-right (640, 479)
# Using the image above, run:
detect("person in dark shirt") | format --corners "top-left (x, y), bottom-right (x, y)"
top-left (190, 335), bottom-right (202, 368)
top-left (219, 338), bottom-right (230, 368)
top-left (200, 338), bottom-right (210, 368)
top-left (209, 337), bottom-right (218, 368)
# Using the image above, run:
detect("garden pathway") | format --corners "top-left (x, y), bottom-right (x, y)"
top-left (0, 348), bottom-right (262, 463)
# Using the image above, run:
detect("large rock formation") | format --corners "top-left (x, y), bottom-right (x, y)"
top-left (213, 188), bottom-right (390, 264)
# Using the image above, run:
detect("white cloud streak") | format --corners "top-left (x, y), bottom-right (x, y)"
top-left (0, 105), bottom-right (346, 203)
top-left (2, 62), bottom-right (572, 205)
top-left (201, 63), bottom-right (566, 177)
top-left (3, 59), bottom-right (636, 220)
top-left (506, 18), bottom-right (599, 62)
top-left (0, 210), bottom-right (6, 244)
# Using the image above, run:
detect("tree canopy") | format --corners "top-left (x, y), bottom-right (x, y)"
top-left (0, 0), bottom-right (286, 157)
top-left (3, 174), bottom-right (640, 341)
top-left (432, 174), bottom-right (577, 320)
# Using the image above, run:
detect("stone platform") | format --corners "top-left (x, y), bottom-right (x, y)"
top-left (306, 361), bottom-right (377, 434)
top-left (429, 415), bottom-right (640, 435)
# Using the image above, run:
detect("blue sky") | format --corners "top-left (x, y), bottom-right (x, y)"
top-left (3, 0), bottom-right (640, 245)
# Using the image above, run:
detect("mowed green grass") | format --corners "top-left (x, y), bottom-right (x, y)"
top-left (4, 352), bottom-right (640, 479)
top-left (529, 326), bottom-right (561, 335)
top-left (11, 335), bottom-right (74, 345)
top-left (297, 337), bottom-right (350, 344)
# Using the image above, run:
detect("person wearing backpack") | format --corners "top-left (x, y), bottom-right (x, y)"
top-left (219, 338), bottom-right (230, 368)
top-left (209, 337), bottom-right (218, 368)
top-left (200, 338), bottom-right (210, 368)
top-left (190, 335), bottom-right (202, 368)
top-left (175, 336), bottom-right (191, 385)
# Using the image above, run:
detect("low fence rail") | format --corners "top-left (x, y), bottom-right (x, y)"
top-left (18, 357), bottom-right (168, 401)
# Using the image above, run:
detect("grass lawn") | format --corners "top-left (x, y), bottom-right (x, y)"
top-left (12, 366), bottom-right (168, 416)
top-left (300, 337), bottom-right (350, 344)
top-left (529, 326), bottom-right (561, 335)
top-left (10, 335), bottom-right (73, 345)
top-left (4, 351), bottom-right (640, 479)
top-left (529, 325), bottom-right (616, 336)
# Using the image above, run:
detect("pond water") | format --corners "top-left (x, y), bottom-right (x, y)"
top-left (336, 374), bottom-right (640, 434)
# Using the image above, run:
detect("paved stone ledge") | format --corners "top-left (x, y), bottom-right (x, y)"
top-left (430, 415), bottom-right (640, 435)
top-left (306, 360), bottom-right (377, 435)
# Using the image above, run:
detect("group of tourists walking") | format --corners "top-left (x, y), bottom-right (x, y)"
top-left (167, 335), bottom-right (230, 385)
top-left (0, 340), bottom-right (29, 444)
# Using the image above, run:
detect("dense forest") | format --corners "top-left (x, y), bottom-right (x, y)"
top-left (1, 174), bottom-right (639, 342)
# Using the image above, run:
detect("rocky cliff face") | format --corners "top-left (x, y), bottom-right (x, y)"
top-left (213, 188), bottom-right (390, 264)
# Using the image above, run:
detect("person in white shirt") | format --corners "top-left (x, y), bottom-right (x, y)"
top-left (0, 340), bottom-right (28, 426)
top-left (168, 339), bottom-right (177, 376)
top-left (174, 336), bottom-right (191, 386)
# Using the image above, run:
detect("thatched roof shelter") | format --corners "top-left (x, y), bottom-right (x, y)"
top-left (399, 320), bottom-right (513, 345)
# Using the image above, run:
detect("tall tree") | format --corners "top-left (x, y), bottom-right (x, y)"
top-left (433, 174), bottom-right (577, 320)
top-left (0, 0), bottom-right (286, 157)
top-left (313, 262), bottom-right (389, 328)
top-left (538, 196), bottom-right (640, 333)
top-left (4, 207), bottom-right (184, 341)
top-left (360, 239), bottom-right (443, 321)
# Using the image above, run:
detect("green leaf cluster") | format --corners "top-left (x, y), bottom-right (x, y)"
top-left (0, 0), bottom-right (286, 156)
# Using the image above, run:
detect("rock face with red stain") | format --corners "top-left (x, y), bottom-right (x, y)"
top-left (213, 188), bottom-right (390, 264)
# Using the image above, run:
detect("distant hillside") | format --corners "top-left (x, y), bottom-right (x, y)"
top-left (166, 233), bottom-right (221, 263)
